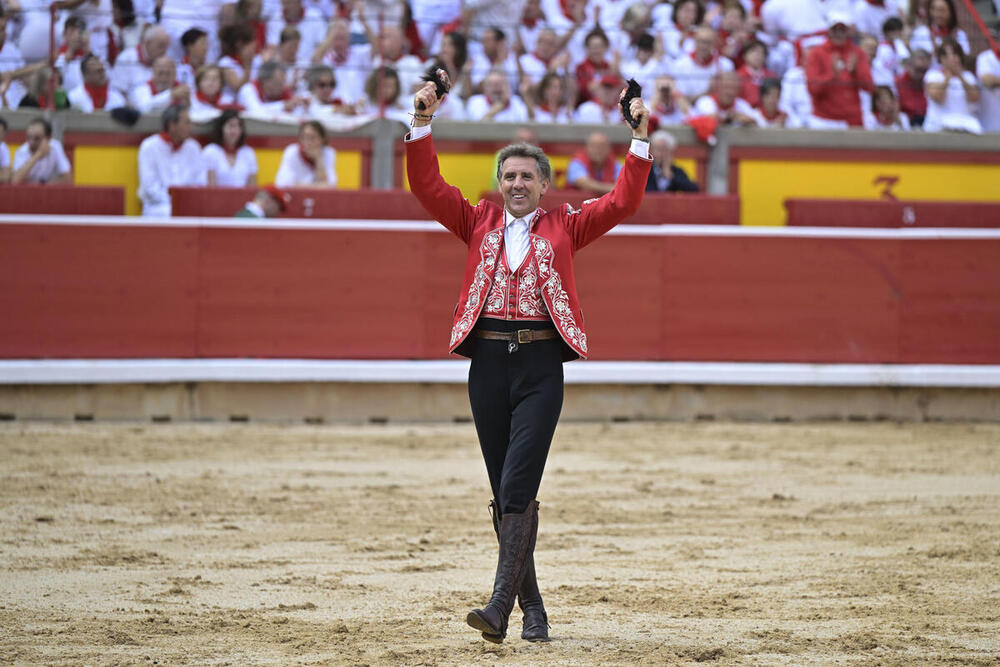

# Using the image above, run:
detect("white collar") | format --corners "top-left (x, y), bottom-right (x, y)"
top-left (245, 201), bottom-right (267, 217)
top-left (504, 207), bottom-right (538, 228)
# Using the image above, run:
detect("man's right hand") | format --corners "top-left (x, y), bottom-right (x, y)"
top-left (36, 138), bottom-right (51, 159)
top-left (412, 69), bottom-right (449, 125)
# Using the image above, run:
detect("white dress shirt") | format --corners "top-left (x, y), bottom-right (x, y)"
top-left (12, 140), bottom-right (72, 183)
top-left (503, 209), bottom-right (534, 269)
top-left (137, 134), bottom-right (207, 217)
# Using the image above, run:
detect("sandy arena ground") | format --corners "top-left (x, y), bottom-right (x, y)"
top-left (1, 421), bottom-right (999, 666)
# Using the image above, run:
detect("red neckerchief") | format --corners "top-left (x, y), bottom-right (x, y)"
top-left (159, 132), bottom-right (184, 151)
top-left (760, 105), bottom-right (785, 121)
top-left (523, 16), bottom-right (539, 28)
top-left (137, 43), bottom-right (151, 66)
top-left (59, 45), bottom-right (87, 59)
top-left (223, 144), bottom-right (239, 159)
top-left (930, 24), bottom-right (954, 41)
top-left (36, 92), bottom-right (49, 108)
top-left (559, 0), bottom-right (573, 20)
top-left (572, 149), bottom-right (616, 181)
top-left (538, 102), bottom-right (554, 113)
top-left (532, 50), bottom-right (552, 66)
top-left (751, 0), bottom-right (765, 16)
top-left (148, 79), bottom-right (178, 94)
top-left (655, 99), bottom-right (676, 114)
top-left (298, 144), bottom-right (316, 167)
top-left (84, 81), bottom-right (109, 109)
top-left (690, 50), bottom-right (719, 67)
top-left (711, 93), bottom-right (735, 112)
top-left (254, 79), bottom-right (291, 102)
top-left (866, 0), bottom-right (885, 4)
top-left (674, 22), bottom-right (693, 36)
top-left (875, 111), bottom-right (894, 125)
top-left (251, 19), bottom-right (267, 53)
top-left (107, 28), bottom-right (119, 65)
top-left (485, 95), bottom-right (510, 112)
top-left (196, 89), bottom-right (221, 107)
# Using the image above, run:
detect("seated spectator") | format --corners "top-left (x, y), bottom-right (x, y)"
top-left (18, 68), bottom-right (69, 109)
top-left (68, 54), bottom-right (127, 112)
top-left (871, 17), bottom-right (910, 88)
top-left (267, 0), bottom-right (325, 67)
top-left (977, 43), bottom-right (1000, 133)
top-left (525, 71), bottom-right (573, 123)
top-left (466, 68), bottom-right (529, 122)
top-left (519, 28), bottom-right (571, 87)
top-left (130, 56), bottom-right (190, 114)
top-left (237, 60), bottom-right (307, 118)
top-left (648, 75), bottom-right (692, 126)
top-left (305, 65), bottom-right (355, 116)
top-left (275, 120), bottom-right (336, 187)
top-left (646, 130), bottom-right (698, 192)
top-left (137, 105), bottom-right (206, 216)
top-left (620, 33), bottom-right (670, 99)
top-left (11, 117), bottom-right (72, 184)
top-left (1, 10), bottom-right (42, 109)
top-left (909, 0), bottom-right (970, 62)
top-left (923, 38), bottom-right (982, 134)
top-left (670, 27), bottom-right (735, 102)
top-left (574, 28), bottom-right (614, 106)
top-left (896, 48), bottom-right (931, 126)
top-left (574, 74), bottom-right (627, 124)
top-left (203, 109), bottom-right (257, 187)
top-left (54, 16), bottom-right (90, 93)
top-left (311, 18), bottom-right (367, 103)
top-left (693, 70), bottom-right (765, 126)
top-left (737, 40), bottom-right (777, 108)
top-left (234, 185), bottom-right (291, 218)
top-left (805, 12), bottom-right (874, 128)
top-left (112, 26), bottom-right (171, 96)
top-left (218, 24), bottom-right (258, 96)
top-left (864, 85), bottom-right (911, 130)
top-left (189, 65), bottom-right (236, 118)
top-left (757, 78), bottom-right (788, 127)
top-left (362, 66), bottom-right (418, 123)
top-left (660, 0), bottom-right (703, 61)
top-left (0, 115), bottom-right (10, 182)
top-left (566, 131), bottom-right (620, 194)
top-left (177, 28), bottom-right (209, 91)
top-left (468, 27), bottom-right (520, 94)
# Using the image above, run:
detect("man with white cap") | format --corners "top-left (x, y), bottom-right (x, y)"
top-left (804, 11), bottom-right (874, 128)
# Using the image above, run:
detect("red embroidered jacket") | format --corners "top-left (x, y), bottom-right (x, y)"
top-left (405, 132), bottom-right (652, 360)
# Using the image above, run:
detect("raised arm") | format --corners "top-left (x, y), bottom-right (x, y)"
top-left (405, 72), bottom-right (479, 245)
top-left (564, 92), bottom-right (653, 251)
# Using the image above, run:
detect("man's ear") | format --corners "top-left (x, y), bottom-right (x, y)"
top-left (540, 179), bottom-right (550, 195)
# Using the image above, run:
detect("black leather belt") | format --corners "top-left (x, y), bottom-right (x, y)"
top-left (474, 328), bottom-right (558, 353)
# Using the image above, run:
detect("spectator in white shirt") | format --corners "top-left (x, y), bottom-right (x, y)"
top-left (620, 33), bottom-right (670, 99)
top-left (130, 56), bottom-right (190, 113)
top-left (189, 65), bottom-right (237, 119)
top-left (851, 0), bottom-right (902, 39)
top-left (923, 37), bottom-right (982, 134)
top-left (177, 28), bottom-right (210, 91)
top-left (909, 0), bottom-right (970, 62)
top-left (311, 18), bottom-right (367, 104)
top-left (574, 74), bottom-right (628, 124)
top-left (648, 74), bottom-right (692, 126)
top-left (218, 23), bottom-right (258, 96)
top-left (1, 12), bottom-right (42, 109)
top-left (238, 60), bottom-right (309, 118)
top-left (54, 16), bottom-right (90, 94)
top-left (518, 27), bottom-right (571, 86)
top-left (0, 116), bottom-right (9, 182)
top-left (468, 26), bottom-right (521, 94)
top-left (11, 117), bottom-right (72, 184)
top-left (864, 84), bottom-right (911, 129)
top-left (466, 68), bottom-right (530, 121)
top-left (691, 70), bottom-right (765, 127)
top-left (369, 24), bottom-right (426, 97)
top-left (267, 0), bottom-right (326, 67)
top-left (203, 109), bottom-right (258, 187)
top-left (670, 27), bottom-right (735, 102)
top-left (976, 45), bottom-right (1000, 133)
top-left (137, 105), bottom-right (207, 216)
top-left (660, 0), bottom-right (702, 62)
top-left (112, 26), bottom-right (171, 96)
top-left (275, 120), bottom-right (337, 187)
top-left (305, 64), bottom-right (357, 116)
top-left (362, 65), bottom-right (420, 123)
top-left (68, 53), bottom-right (127, 112)
top-left (525, 70), bottom-right (573, 123)
top-left (871, 17), bottom-right (909, 88)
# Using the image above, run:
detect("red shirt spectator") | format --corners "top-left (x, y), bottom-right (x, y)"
top-left (805, 14), bottom-right (874, 127)
top-left (895, 49), bottom-right (932, 126)
top-left (737, 40), bottom-right (776, 107)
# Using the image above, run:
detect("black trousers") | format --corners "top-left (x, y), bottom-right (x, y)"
top-left (468, 317), bottom-right (564, 516)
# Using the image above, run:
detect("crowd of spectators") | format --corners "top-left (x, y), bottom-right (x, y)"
top-left (0, 0), bottom-right (996, 134)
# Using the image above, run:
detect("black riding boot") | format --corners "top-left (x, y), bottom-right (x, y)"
top-left (488, 499), bottom-right (550, 642)
top-left (466, 501), bottom-right (538, 643)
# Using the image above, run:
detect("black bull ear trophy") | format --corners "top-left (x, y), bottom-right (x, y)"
top-left (417, 66), bottom-right (451, 111)
top-left (620, 78), bottom-right (643, 129)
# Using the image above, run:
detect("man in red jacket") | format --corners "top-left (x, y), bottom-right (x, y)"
top-left (805, 11), bottom-right (874, 128)
top-left (406, 71), bottom-right (652, 644)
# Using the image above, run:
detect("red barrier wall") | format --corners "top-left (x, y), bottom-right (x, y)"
top-left (0, 184), bottom-right (126, 215)
top-left (1, 221), bottom-right (998, 363)
top-left (785, 199), bottom-right (1000, 228)
top-left (171, 187), bottom-right (431, 219)
top-left (479, 191), bottom-right (740, 225)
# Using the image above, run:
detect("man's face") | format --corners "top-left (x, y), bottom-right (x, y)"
top-left (331, 21), bottom-right (350, 52)
top-left (484, 73), bottom-right (507, 100)
top-left (586, 35), bottom-right (606, 62)
top-left (694, 30), bottom-right (715, 59)
top-left (26, 123), bottom-right (46, 153)
top-left (535, 30), bottom-right (556, 59)
top-left (911, 53), bottom-right (931, 77)
top-left (597, 82), bottom-right (619, 107)
top-left (169, 110), bottom-right (192, 142)
top-left (311, 72), bottom-right (335, 101)
top-left (378, 27), bottom-right (403, 58)
top-left (146, 31), bottom-right (170, 60)
top-left (499, 156), bottom-right (548, 219)
top-left (718, 72), bottom-right (740, 101)
top-left (83, 58), bottom-right (108, 86)
top-left (282, 0), bottom-right (301, 21)
top-left (482, 30), bottom-right (498, 57)
top-left (188, 35), bottom-right (208, 62)
top-left (829, 24), bottom-right (848, 45)
top-left (585, 134), bottom-right (610, 164)
top-left (152, 57), bottom-right (175, 88)
top-left (650, 137), bottom-right (673, 166)
top-left (263, 70), bottom-right (286, 97)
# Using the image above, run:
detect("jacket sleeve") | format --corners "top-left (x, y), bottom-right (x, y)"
top-left (405, 132), bottom-right (479, 245)
top-left (805, 49), bottom-right (831, 102)
top-left (562, 150), bottom-right (652, 252)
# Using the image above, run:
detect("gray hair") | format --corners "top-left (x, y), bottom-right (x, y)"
top-left (496, 143), bottom-right (552, 183)
top-left (257, 59), bottom-right (285, 82)
top-left (307, 64), bottom-right (335, 88)
top-left (161, 104), bottom-right (189, 131)
top-left (649, 130), bottom-right (676, 150)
